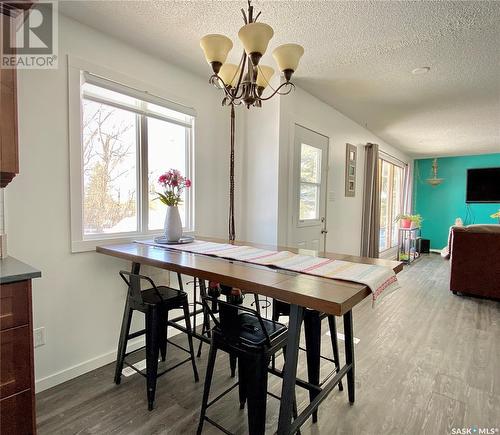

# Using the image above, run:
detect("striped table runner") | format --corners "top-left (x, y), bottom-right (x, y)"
top-left (137, 240), bottom-right (400, 305)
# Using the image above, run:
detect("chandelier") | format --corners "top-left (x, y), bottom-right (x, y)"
top-left (200, 0), bottom-right (304, 240)
top-left (426, 158), bottom-right (444, 186)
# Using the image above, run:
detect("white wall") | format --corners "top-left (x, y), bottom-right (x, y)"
top-left (277, 86), bottom-right (411, 255)
top-left (5, 15), bottom-right (233, 391)
top-left (240, 80), bottom-right (281, 245)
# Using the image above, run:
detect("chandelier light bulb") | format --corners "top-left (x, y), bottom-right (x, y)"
top-left (272, 43), bottom-right (304, 81)
top-left (256, 65), bottom-right (275, 89)
top-left (218, 63), bottom-right (240, 87)
top-left (200, 34), bottom-right (233, 73)
top-left (238, 22), bottom-right (274, 65)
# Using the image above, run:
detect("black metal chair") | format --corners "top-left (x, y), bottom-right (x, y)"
top-left (197, 282), bottom-right (295, 435)
top-left (272, 299), bottom-right (343, 423)
top-left (114, 271), bottom-right (199, 410)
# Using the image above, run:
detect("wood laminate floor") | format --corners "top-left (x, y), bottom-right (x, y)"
top-left (36, 254), bottom-right (500, 434)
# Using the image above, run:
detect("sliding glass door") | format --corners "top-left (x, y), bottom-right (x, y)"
top-left (379, 158), bottom-right (405, 253)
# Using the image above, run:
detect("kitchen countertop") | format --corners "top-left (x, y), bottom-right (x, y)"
top-left (0, 256), bottom-right (41, 284)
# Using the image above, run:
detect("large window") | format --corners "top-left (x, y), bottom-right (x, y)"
top-left (379, 158), bottom-right (405, 252)
top-left (70, 67), bottom-right (195, 251)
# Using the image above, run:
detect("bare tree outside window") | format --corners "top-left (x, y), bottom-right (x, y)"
top-left (82, 100), bottom-right (138, 234)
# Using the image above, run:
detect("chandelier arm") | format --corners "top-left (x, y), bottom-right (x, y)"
top-left (209, 74), bottom-right (226, 89)
top-left (258, 82), bottom-right (295, 101)
top-left (210, 74), bottom-right (236, 102)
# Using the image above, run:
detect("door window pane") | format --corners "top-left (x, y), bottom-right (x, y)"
top-left (391, 166), bottom-right (404, 245)
top-left (82, 100), bottom-right (138, 235)
top-left (379, 160), bottom-right (390, 251)
top-left (300, 143), bottom-right (321, 183)
top-left (379, 159), bottom-right (405, 252)
top-left (299, 184), bottom-right (319, 220)
top-left (299, 143), bottom-right (322, 221)
top-left (147, 117), bottom-right (188, 230)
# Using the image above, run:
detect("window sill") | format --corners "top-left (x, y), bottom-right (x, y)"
top-left (71, 230), bottom-right (195, 253)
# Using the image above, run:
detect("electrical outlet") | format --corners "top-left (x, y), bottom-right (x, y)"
top-left (34, 327), bottom-right (45, 348)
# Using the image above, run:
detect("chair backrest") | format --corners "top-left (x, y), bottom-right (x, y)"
top-left (119, 271), bottom-right (164, 305)
top-left (201, 283), bottom-right (272, 347)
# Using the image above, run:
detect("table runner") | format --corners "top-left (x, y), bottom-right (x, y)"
top-left (137, 240), bottom-right (400, 305)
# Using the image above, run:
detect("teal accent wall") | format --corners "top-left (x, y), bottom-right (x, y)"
top-left (413, 153), bottom-right (500, 249)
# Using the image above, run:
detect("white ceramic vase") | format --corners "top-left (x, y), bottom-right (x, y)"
top-left (164, 206), bottom-right (182, 242)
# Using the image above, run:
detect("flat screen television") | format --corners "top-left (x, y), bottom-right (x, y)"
top-left (466, 167), bottom-right (500, 203)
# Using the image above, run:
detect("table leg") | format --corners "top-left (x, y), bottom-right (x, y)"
top-left (303, 311), bottom-right (321, 423)
top-left (277, 304), bottom-right (304, 435)
top-left (343, 310), bottom-right (355, 404)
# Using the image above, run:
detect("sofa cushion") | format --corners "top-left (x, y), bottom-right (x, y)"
top-left (454, 224), bottom-right (500, 234)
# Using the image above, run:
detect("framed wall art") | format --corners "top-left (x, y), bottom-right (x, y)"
top-left (345, 143), bottom-right (357, 197)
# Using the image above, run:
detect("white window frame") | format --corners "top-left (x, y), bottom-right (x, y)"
top-left (68, 57), bottom-right (196, 252)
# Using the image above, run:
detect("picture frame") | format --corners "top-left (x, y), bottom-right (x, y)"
top-left (345, 143), bottom-right (357, 197)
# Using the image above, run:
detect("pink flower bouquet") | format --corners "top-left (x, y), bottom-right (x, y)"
top-left (156, 169), bottom-right (192, 206)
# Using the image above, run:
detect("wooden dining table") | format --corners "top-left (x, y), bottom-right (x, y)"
top-left (97, 237), bottom-right (402, 435)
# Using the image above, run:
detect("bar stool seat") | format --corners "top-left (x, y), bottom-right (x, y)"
top-left (231, 313), bottom-right (287, 346)
top-left (140, 285), bottom-right (185, 305)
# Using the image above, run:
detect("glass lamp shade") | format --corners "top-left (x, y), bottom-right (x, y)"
top-left (200, 34), bottom-right (233, 66)
top-left (238, 22), bottom-right (274, 62)
top-left (218, 63), bottom-right (240, 87)
top-left (256, 65), bottom-right (274, 88)
top-left (272, 43), bottom-right (304, 73)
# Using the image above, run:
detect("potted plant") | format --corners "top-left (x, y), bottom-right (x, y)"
top-left (156, 169), bottom-right (192, 242)
top-left (395, 214), bottom-right (423, 229)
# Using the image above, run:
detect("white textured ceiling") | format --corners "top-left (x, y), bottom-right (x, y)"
top-left (59, 0), bottom-right (500, 157)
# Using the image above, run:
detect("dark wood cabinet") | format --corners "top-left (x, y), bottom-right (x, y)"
top-left (0, 279), bottom-right (36, 434)
top-left (1, 9), bottom-right (21, 187)
top-left (0, 389), bottom-right (34, 435)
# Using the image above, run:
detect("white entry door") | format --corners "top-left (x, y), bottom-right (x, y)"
top-left (289, 125), bottom-right (329, 251)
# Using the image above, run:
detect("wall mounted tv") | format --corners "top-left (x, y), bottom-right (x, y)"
top-left (466, 167), bottom-right (500, 203)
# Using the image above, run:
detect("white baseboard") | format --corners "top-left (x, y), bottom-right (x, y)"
top-left (34, 314), bottom-right (203, 393)
top-left (35, 336), bottom-right (146, 393)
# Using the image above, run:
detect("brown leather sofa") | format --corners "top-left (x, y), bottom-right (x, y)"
top-left (450, 225), bottom-right (500, 299)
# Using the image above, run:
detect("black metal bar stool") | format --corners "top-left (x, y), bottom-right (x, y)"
top-left (197, 282), bottom-right (296, 435)
top-left (272, 299), bottom-right (343, 423)
top-left (114, 268), bottom-right (199, 410)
